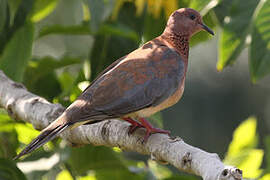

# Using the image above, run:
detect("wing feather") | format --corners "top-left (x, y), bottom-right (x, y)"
top-left (66, 43), bottom-right (185, 123)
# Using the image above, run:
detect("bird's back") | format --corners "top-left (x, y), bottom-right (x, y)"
top-left (64, 37), bottom-right (186, 123)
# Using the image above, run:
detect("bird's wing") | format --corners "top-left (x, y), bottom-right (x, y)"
top-left (81, 55), bottom-right (127, 94)
top-left (66, 42), bottom-right (185, 123)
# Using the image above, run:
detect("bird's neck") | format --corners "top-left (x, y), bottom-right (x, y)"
top-left (161, 31), bottom-right (190, 63)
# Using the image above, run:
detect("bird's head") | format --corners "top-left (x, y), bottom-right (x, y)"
top-left (165, 8), bottom-right (214, 38)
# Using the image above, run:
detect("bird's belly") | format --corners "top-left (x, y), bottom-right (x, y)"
top-left (131, 82), bottom-right (185, 118)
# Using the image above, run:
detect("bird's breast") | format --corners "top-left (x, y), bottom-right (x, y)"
top-left (132, 78), bottom-right (185, 118)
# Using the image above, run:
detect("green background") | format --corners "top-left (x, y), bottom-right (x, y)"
top-left (0, 0), bottom-right (270, 179)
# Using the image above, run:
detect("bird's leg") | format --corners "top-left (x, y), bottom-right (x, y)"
top-left (122, 117), bottom-right (144, 135)
top-left (138, 118), bottom-right (170, 143)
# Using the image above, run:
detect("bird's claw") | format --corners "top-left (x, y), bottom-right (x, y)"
top-left (142, 127), bottom-right (171, 143)
top-left (123, 117), bottom-right (171, 143)
top-left (128, 124), bottom-right (143, 135)
top-left (123, 117), bottom-right (144, 135)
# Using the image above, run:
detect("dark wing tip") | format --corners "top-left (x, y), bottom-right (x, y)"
top-left (13, 123), bottom-right (70, 160)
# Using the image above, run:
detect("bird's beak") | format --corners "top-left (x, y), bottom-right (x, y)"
top-left (200, 23), bottom-right (214, 35)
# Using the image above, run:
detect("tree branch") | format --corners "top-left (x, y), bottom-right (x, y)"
top-left (0, 70), bottom-right (243, 180)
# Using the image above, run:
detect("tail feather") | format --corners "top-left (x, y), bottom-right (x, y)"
top-left (14, 119), bottom-right (71, 160)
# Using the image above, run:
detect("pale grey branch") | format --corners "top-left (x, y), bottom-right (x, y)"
top-left (0, 70), bottom-right (243, 180)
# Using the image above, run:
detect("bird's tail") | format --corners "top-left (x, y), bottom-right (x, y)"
top-left (13, 114), bottom-right (72, 160)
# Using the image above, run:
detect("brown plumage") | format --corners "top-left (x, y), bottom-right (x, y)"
top-left (14, 8), bottom-right (214, 160)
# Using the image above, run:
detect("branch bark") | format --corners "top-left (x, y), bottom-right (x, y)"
top-left (0, 70), bottom-right (243, 180)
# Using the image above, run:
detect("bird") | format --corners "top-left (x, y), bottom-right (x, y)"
top-left (14, 8), bottom-right (214, 160)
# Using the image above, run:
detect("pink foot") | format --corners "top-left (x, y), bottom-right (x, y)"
top-left (139, 118), bottom-right (170, 143)
top-left (122, 117), bottom-right (144, 135)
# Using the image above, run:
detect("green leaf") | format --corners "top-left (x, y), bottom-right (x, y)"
top-left (89, 3), bottom-right (142, 80)
top-left (68, 145), bottom-right (126, 175)
top-left (227, 117), bottom-right (258, 156)
top-left (264, 136), bottom-right (270, 173)
top-left (0, 1), bottom-right (9, 51)
top-left (38, 24), bottom-right (91, 38)
top-left (30, 72), bottom-right (62, 101)
top-left (0, 23), bottom-right (34, 82)
top-left (14, 123), bottom-right (39, 146)
top-left (260, 174), bottom-right (270, 180)
top-left (189, 0), bottom-right (215, 13)
top-left (143, 13), bottom-right (166, 42)
top-left (114, 2), bottom-right (145, 36)
top-left (216, 0), bottom-right (260, 71)
top-left (38, 23), bottom-right (139, 42)
top-left (12, 0), bottom-right (34, 26)
top-left (57, 71), bottom-right (78, 101)
top-left (95, 169), bottom-right (143, 180)
top-left (23, 57), bottom-right (81, 100)
top-left (148, 160), bottom-right (171, 179)
top-left (164, 175), bottom-right (198, 180)
top-left (0, 0), bottom-right (34, 55)
top-left (225, 149), bottom-right (264, 178)
top-left (55, 69), bottom-right (86, 106)
top-left (78, 174), bottom-right (97, 180)
top-left (58, 72), bottom-right (77, 94)
top-left (224, 117), bottom-right (264, 179)
top-left (56, 170), bottom-right (73, 180)
top-left (214, 0), bottom-right (233, 26)
top-left (0, 113), bottom-right (19, 158)
top-left (224, 149), bottom-right (264, 179)
top-left (6, 0), bottom-right (21, 25)
top-left (84, 0), bottom-right (104, 31)
top-left (84, 0), bottom-right (115, 32)
top-left (0, 131), bottom-right (18, 158)
top-left (0, 113), bottom-right (14, 132)
top-left (24, 56), bottom-right (81, 85)
top-left (90, 34), bottom-right (137, 80)
top-left (149, 112), bottom-right (164, 128)
top-left (67, 145), bottom-right (141, 179)
top-left (238, 149), bottom-right (263, 178)
top-left (99, 23), bottom-right (140, 42)
top-left (0, 158), bottom-right (27, 180)
top-left (29, 0), bottom-right (59, 23)
top-left (0, 0), bottom-right (7, 32)
top-left (249, 0), bottom-right (270, 82)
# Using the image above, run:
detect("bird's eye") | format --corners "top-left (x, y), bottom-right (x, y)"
top-left (189, 14), bottom-right (196, 20)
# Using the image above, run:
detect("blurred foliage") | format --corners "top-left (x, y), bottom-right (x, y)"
top-left (0, 158), bottom-right (26, 180)
top-left (215, 0), bottom-right (270, 83)
top-left (222, 118), bottom-right (270, 180)
top-left (224, 117), bottom-right (263, 179)
top-left (0, 0), bottom-right (270, 179)
top-left (0, 23), bottom-right (34, 82)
